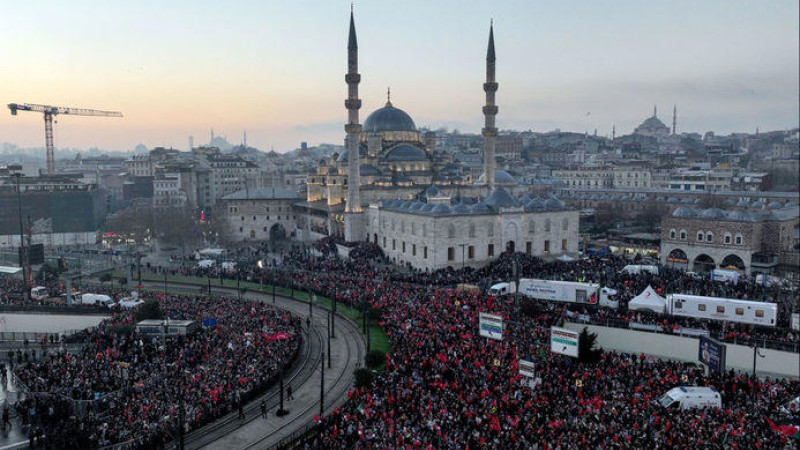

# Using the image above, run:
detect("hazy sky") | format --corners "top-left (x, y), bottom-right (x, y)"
top-left (1, 0), bottom-right (798, 153)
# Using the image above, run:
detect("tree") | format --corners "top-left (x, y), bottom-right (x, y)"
top-left (578, 327), bottom-right (603, 364)
top-left (365, 350), bottom-right (386, 370)
top-left (353, 368), bottom-right (376, 388)
top-left (36, 263), bottom-right (59, 283)
top-left (99, 272), bottom-right (113, 285)
top-left (134, 299), bottom-right (163, 322)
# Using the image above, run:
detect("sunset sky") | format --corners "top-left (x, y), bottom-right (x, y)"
top-left (1, 0), bottom-right (798, 153)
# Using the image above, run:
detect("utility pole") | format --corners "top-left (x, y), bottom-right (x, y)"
top-left (327, 310), bottom-right (332, 369)
top-left (13, 173), bottom-right (28, 300)
top-left (320, 352), bottom-right (325, 418)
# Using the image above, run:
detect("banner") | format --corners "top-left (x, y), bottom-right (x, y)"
top-left (479, 312), bottom-right (503, 341)
top-left (698, 335), bottom-right (726, 373)
top-left (519, 360), bottom-right (536, 378)
top-left (550, 327), bottom-right (579, 358)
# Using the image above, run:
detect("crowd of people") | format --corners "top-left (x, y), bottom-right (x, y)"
top-left (252, 242), bottom-right (798, 449)
top-left (9, 292), bottom-right (301, 449)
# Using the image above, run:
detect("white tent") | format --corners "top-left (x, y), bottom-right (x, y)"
top-left (628, 285), bottom-right (667, 313)
top-left (556, 254), bottom-right (575, 262)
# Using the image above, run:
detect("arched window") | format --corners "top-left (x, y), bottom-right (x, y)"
top-left (735, 234), bottom-right (743, 245)
top-left (706, 232), bottom-right (713, 243)
top-left (422, 223), bottom-right (427, 237)
top-left (562, 218), bottom-right (569, 231)
top-left (468, 223), bottom-right (476, 238)
top-left (545, 219), bottom-right (551, 232)
top-left (680, 229), bottom-right (687, 240)
top-left (528, 220), bottom-right (536, 235)
top-left (447, 224), bottom-right (456, 239)
top-left (697, 231), bottom-right (704, 242)
top-left (669, 229), bottom-right (677, 239)
top-left (487, 222), bottom-right (494, 237)
top-left (724, 233), bottom-right (732, 244)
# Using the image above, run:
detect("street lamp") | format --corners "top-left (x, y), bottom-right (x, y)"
top-left (459, 243), bottom-right (467, 270)
top-left (12, 173), bottom-right (28, 299)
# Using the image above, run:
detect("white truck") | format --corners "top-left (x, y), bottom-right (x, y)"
top-left (73, 293), bottom-right (115, 308)
top-left (517, 279), bottom-right (618, 308)
top-left (657, 386), bottom-right (721, 410)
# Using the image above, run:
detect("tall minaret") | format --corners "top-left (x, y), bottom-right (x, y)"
top-left (672, 105), bottom-right (677, 135)
top-left (612, 125), bottom-right (616, 141)
top-left (344, 7), bottom-right (362, 213)
top-left (653, 105), bottom-right (657, 118)
top-left (482, 21), bottom-right (498, 191)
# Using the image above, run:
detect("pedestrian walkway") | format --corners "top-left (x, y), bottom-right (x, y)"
top-left (0, 364), bottom-right (27, 449)
top-left (183, 290), bottom-right (366, 450)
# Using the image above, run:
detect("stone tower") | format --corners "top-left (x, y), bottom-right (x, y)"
top-left (482, 22), bottom-right (498, 191)
top-left (672, 104), bottom-right (677, 135)
top-left (343, 8), bottom-right (366, 242)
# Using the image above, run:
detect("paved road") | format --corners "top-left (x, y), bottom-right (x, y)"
top-left (141, 282), bottom-right (367, 449)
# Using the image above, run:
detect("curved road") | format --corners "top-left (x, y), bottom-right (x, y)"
top-left (141, 282), bottom-right (366, 449)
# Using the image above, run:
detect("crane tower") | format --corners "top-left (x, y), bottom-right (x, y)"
top-left (8, 103), bottom-right (123, 175)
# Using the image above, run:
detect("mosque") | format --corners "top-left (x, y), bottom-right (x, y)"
top-left (301, 11), bottom-right (578, 270)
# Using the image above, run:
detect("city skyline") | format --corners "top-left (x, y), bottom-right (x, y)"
top-left (1, 0), bottom-right (798, 153)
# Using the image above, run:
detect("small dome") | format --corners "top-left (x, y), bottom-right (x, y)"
top-left (424, 185), bottom-right (442, 198)
top-left (699, 208), bottom-right (726, 220)
top-left (471, 203), bottom-right (492, 214)
top-left (737, 199), bottom-right (749, 207)
top-left (399, 201), bottom-right (412, 210)
top-left (768, 201), bottom-right (783, 209)
top-left (728, 210), bottom-right (754, 222)
top-left (384, 144), bottom-right (427, 162)
top-left (421, 203), bottom-right (435, 212)
top-left (363, 104), bottom-right (416, 132)
top-left (681, 197), bottom-right (695, 204)
top-left (751, 200), bottom-right (763, 208)
top-left (545, 198), bottom-right (564, 209)
top-left (410, 202), bottom-right (424, 211)
top-left (475, 169), bottom-right (517, 185)
top-left (667, 197), bottom-right (679, 204)
top-left (673, 206), bottom-right (697, 218)
top-left (452, 204), bottom-right (470, 214)
top-left (360, 164), bottom-right (381, 177)
top-left (431, 204), bottom-right (451, 215)
top-left (484, 188), bottom-right (518, 208)
top-left (336, 151), bottom-right (348, 162)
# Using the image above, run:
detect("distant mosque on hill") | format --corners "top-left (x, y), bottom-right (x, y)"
top-left (301, 10), bottom-right (579, 271)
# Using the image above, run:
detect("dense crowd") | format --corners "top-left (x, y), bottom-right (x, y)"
top-left (10, 292), bottom-right (301, 449)
top-left (252, 243), bottom-right (798, 449)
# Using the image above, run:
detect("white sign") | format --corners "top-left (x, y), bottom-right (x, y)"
top-left (519, 359), bottom-right (536, 378)
top-left (550, 327), bottom-right (579, 358)
top-left (479, 312), bottom-right (503, 341)
top-left (792, 313), bottom-right (799, 331)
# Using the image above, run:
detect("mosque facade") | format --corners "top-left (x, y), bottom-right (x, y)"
top-left (301, 11), bottom-right (578, 269)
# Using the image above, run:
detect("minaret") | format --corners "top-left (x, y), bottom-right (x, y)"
top-left (612, 125), bottom-right (616, 141)
top-left (344, 7), bottom-right (362, 213)
top-left (672, 105), bottom-right (677, 135)
top-left (653, 105), bottom-right (657, 118)
top-left (482, 20), bottom-right (498, 191)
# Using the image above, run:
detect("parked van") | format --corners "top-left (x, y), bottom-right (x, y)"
top-left (657, 386), bottom-right (721, 410)
top-left (489, 282), bottom-right (516, 296)
top-left (80, 293), bottom-right (115, 308)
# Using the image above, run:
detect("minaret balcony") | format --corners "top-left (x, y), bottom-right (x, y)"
top-left (345, 124), bottom-right (363, 134)
top-left (482, 105), bottom-right (499, 115)
top-left (344, 99), bottom-right (362, 110)
top-left (345, 73), bottom-right (361, 84)
top-left (483, 82), bottom-right (498, 92)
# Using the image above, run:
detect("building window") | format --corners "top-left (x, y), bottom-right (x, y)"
top-left (526, 242), bottom-right (532, 254)
top-left (562, 218), bottom-right (569, 231)
top-left (383, 237), bottom-right (386, 247)
top-left (670, 229), bottom-right (676, 239)
top-left (706, 232), bottom-right (713, 243)
top-left (469, 224), bottom-right (476, 238)
top-left (424, 247), bottom-right (428, 259)
top-left (544, 240), bottom-right (550, 253)
top-left (468, 245), bottom-right (475, 259)
top-left (402, 242), bottom-right (406, 253)
top-left (697, 231), bottom-right (704, 241)
top-left (448, 225), bottom-right (456, 239)
top-left (680, 230), bottom-right (687, 240)
top-left (528, 220), bottom-right (535, 235)
top-left (239, 227), bottom-right (243, 232)
top-left (392, 239), bottom-right (396, 250)
top-left (724, 233), bottom-right (732, 244)
top-left (545, 219), bottom-right (551, 232)
top-left (487, 223), bottom-right (494, 237)
top-left (422, 224), bottom-right (427, 237)
top-left (448, 247), bottom-right (455, 261)
top-left (735, 235), bottom-right (743, 245)
top-left (562, 239), bottom-right (567, 251)
top-left (412, 244), bottom-right (416, 256)
top-left (488, 244), bottom-right (494, 257)
top-left (241, 216), bottom-right (245, 221)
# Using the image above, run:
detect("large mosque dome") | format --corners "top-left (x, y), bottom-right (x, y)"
top-left (363, 102), bottom-right (416, 132)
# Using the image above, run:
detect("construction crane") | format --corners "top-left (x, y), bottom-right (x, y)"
top-left (8, 102), bottom-right (123, 175)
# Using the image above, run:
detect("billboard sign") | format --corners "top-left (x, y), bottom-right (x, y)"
top-left (519, 359), bottom-right (536, 378)
top-left (550, 327), bottom-right (579, 358)
top-left (479, 312), bottom-right (503, 341)
top-left (698, 335), bottom-right (726, 373)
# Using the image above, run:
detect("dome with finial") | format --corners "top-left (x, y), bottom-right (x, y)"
top-left (363, 88), bottom-right (416, 132)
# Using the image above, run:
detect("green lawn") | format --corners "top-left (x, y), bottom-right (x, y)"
top-left (112, 271), bottom-right (392, 356)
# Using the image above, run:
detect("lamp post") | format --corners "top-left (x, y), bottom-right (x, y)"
top-left (13, 173), bottom-right (28, 299)
top-left (459, 243), bottom-right (467, 270)
top-left (320, 352), bottom-right (325, 418)
top-left (327, 310), bottom-right (332, 369)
